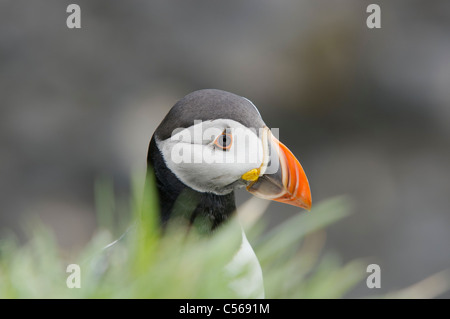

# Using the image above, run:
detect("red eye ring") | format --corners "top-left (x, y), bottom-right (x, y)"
top-left (214, 132), bottom-right (233, 150)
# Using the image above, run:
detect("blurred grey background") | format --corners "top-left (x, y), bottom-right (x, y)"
top-left (1, 0), bottom-right (450, 297)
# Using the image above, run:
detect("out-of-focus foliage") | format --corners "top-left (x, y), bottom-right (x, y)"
top-left (0, 175), bottom-right (365, 298)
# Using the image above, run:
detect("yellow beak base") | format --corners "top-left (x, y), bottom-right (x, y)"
top-left (241, 168), bottom-right (260, 182)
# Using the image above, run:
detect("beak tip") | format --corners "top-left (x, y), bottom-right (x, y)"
top-left (305, 195), bottom-right (312, 211)
top-left (296, 195), bottom-right (312, 211)
top-left (304, 200), bottom-right (312, 212)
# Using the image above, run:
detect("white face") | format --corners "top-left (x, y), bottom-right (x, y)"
top-left (156, 119), bottom-right (269, 195)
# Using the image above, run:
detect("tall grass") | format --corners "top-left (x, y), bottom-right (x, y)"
top-left (0, 174), bottom-right (366, 298)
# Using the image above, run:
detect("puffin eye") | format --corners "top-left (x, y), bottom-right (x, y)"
top-left (214, 132), bottom-right (233, 150)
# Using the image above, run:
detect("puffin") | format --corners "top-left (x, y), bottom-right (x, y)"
top-left (146, 89), bottom-right (311, 298)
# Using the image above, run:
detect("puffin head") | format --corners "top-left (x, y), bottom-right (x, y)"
top-left (148, 89), bottom-right (311, 229)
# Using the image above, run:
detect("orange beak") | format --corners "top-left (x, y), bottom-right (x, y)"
top-left (246, 135), bottom-right (312, 211)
